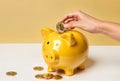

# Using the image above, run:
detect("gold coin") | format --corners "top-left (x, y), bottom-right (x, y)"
top-left (33, 66), bottom-right (44, 71)
top-left (56, 22), bottom-right (68, 33)
top-left (6, 71), bottom-right (17, 76)
top-left (35, 74), bottom-right (44, 79)
top-left (53, 75), bottom-right (63, 80)
top-left (43, 73), bottom-right (54, 79)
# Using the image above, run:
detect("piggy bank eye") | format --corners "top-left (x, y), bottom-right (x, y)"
top-left (47, 41), bottom-right (50, 44)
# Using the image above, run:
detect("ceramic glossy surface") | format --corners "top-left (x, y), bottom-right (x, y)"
top-left (41, 28), bottom-right (88, 76)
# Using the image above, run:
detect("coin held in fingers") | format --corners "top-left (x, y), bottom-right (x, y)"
top-left (56, 22), bottom-right (68, 33)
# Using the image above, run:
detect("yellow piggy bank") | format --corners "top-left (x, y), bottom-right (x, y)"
top-left (41, 28), bottom-right (88, 76)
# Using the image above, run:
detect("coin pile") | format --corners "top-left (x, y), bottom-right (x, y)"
top-left (5, 66), bottom-right (63, 80)
top-left (33, 66), bottom-right (44, 71)
top-left (6, 71), bottom-right (17, 76)
top-left (35, 73), bottom-right (63, 80)
top-left (56, 22), bottom-right (68, 33)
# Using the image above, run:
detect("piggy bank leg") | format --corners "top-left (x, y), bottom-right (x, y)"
top-left (79, 62), bottom-right (85, 70)
top-left (48, 66), bottom-right (56, 72)
top-left (65, 68), bottom-right (74, 76)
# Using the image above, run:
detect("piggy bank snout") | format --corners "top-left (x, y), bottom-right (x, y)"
top-left (44, 52), bottom-right (59, 64)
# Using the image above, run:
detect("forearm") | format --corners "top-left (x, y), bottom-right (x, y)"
top-left (98, 21), bottom-right (120, 41)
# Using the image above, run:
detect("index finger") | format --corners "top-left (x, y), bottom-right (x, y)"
top-left (60, 13), bottom-right (75, 23)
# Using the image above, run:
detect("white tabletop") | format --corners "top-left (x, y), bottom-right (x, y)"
top-left (0, 44), bottom-right (120, 81)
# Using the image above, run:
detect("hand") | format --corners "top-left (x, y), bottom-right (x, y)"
top-left (61, 11), bottom-right (101, 33)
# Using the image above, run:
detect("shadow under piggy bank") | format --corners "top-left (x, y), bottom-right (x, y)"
top-left (75, 58), bottom-right (95, 74)
top-left (56, 58), bottom-right (95, 75)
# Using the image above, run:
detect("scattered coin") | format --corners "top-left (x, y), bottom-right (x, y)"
top-left (43, 73), bottom-right (54, 79)
top-left (34, 73), bottom-right (63, 80)
top-left (35, 74), bottom-right (44, 79)
top-left (35, 73), bottom-right (54, 79)
top-left (53, 75), bottom-right (63, 80)
top-left (6, 66), bottom-right (63, 80)
top-left (56, 22), bottom-right (68, 33)
top-left (6, 71), bottom-right (17, 76)
top-left (33, 66), bottom-right (44, 71)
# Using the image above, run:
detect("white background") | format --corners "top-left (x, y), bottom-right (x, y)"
top-left (0, 44), bottom-right (120, 81)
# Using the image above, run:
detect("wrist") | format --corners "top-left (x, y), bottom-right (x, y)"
top-left (96, 20), bottom-right (106, 33)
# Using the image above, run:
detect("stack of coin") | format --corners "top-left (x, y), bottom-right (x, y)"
top-left (56, 22), bottom-right (68, 33)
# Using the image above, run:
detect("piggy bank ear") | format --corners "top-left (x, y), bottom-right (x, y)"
top-left (41, 28), bottom-right (54, 40)
top-left (61, 33), bottom-right (77, 46)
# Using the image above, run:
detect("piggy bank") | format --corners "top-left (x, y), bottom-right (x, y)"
top-left (41, 28), bottom-right (88, 76)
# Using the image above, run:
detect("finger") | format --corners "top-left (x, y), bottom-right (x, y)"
top-left (64, 21), bottom-right (77, 28)
top-left (61, 16), bottom-right (73, 23)
top-left (64, 17), bottom-right (77, 24)
top-left (64, 24), bottom-right (75, 29)
top-left (60, 13), bottom-right (76, 22)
